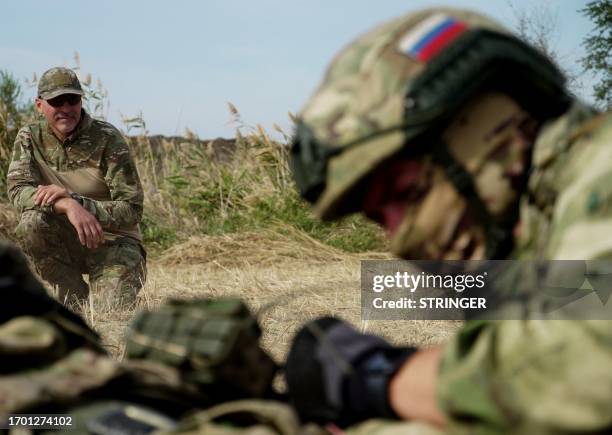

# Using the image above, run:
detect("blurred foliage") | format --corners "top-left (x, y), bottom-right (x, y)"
top-left (0, 70), bottom-right (35, 200)
top-left (581, 0), bottom-right (612, 109)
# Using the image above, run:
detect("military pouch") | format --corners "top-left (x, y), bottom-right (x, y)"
top-left (125, 298), bottom-right (277, 402)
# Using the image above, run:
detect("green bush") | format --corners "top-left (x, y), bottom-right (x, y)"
top-left (140, 214), bottom-right (177, 250)
top-left (0, 71), bottom-right (36, 200)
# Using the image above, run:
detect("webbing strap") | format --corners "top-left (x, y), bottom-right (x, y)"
top-left (432, 142), bottom-right (512, 258)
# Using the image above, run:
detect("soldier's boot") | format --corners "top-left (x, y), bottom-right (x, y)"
top-left (15, 210), bottom-right (89, 303)
top-left (88, 237), bottom-right (146, 308)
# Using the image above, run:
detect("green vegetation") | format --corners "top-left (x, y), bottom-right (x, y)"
top-left (581, 0), bottom-right (612, 109)
top-left (0, 70), bottom-right (386, 254)
top-left (128, 115), bottom-right (385, 253)
top-left (0, 71), bottom-right (35, 195)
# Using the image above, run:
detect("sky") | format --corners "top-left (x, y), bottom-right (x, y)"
top-left (2, 0), bottom-right (596, 140)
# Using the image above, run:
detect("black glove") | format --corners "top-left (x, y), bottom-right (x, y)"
top-left (286, 317), bottom-right (415, 427)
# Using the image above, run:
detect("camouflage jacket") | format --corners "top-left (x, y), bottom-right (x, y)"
top-left (6, 111), bottom-right (144, 240)
top-left (437, 104), bottom-right (612, 434)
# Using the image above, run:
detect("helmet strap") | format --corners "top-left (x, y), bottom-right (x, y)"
top-left (431, 142), bottom-right (513, 258)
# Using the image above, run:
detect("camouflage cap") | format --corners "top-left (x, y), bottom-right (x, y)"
top-left (38, 67), bottom-right (84, 100)
top-left (291, 7), bottom-right (565, 220)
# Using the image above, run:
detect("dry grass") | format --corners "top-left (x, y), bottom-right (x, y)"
top-left (64, 231), bottom-right (461, 363)
top-left (156, 224), bottom-right (388, 268)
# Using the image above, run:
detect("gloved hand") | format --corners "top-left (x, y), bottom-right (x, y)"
top-left (285, 317), bottom-right (415, 427)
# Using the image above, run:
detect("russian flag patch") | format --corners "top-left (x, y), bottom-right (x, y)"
top-left (397, 14), bottom-right (467, 62)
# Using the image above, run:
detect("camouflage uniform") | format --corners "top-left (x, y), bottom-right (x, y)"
top-left (289, 8), bottom-right (612, 434)
top-left (7, 68), bottom-right (146, 303)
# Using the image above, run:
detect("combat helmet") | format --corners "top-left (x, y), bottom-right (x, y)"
top-left (290, 7), bottom-right (571, 256)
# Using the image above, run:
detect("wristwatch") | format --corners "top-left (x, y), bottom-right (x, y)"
top-left (70, 192), bottom-right (84, 206)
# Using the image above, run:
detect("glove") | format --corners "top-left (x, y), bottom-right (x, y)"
top-left (286, 317), bottom-right (415, 427)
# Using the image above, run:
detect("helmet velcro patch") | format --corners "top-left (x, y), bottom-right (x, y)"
top-left (397, 13), bottom-right (467, 62)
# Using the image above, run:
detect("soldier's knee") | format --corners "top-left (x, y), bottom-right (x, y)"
top-left (16, 210), bottom-right (53, 251)
top-left (16, 211), bottom-right (74, 254)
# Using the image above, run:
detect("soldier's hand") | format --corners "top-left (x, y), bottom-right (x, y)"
top-left (286, 317), bottom-right (415, 427)
top-left (56, 198), bottom-right (105, 249)
top-left (34, 184), bottom-right (69, 206)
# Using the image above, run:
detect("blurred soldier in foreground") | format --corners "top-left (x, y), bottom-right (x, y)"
top-left (7, 67), bottom-right (146, 305)
top-left (0, 240), bottom-right (290, 434)
top-left (288, 7), bottom-right (612, 434)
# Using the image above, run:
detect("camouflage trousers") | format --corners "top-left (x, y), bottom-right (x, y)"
top-left (15, 210), bottom-right (146, 306)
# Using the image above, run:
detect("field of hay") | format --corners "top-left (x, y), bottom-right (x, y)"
top-left (77, 231), bottom-right (461, 363)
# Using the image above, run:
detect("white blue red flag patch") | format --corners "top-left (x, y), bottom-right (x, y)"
top-left (397, 14), bottom-right (467, 62)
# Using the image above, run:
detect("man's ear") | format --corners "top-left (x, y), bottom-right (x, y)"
top-left (35, 98), bottom-right (43, 113)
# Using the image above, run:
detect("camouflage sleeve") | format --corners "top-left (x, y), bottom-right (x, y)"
top-left (545, 115), bottom-right (612, 260)
top-left (80, 129), bottom-right (144, 229)
top-left (437, 319), bottom-right (612, 432)
top-left (6, 128), bottom-right (53, 214)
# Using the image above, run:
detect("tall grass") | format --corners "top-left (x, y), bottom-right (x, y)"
top-left (0, 69), bottom-right (385, 253)
top-left (128, 106), bottom-right (385, 253)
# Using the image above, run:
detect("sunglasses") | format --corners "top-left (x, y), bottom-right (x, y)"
top-left (45, 94), bottom-right (82, 108)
